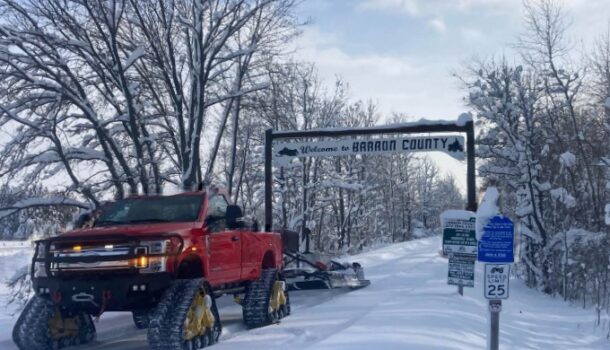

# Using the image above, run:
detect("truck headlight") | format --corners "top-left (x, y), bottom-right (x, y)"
top-left (35, 243), bottom-right (46, 258)
top-left (33, 262), bottom-right (47, 278)
top-left (137, 238), bottom-right (180, 273)
top-left (33, 243), bottom-right (47, 278)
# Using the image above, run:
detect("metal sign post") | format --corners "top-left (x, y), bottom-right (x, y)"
top-left (488, 300), bottom-right (502, 350)
top-left (484, 264), bottom-right (510, 350)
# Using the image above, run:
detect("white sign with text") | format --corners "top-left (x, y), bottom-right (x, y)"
top-left (484, 264), bottom-right (510, 300)
top-left (273, 135), bottom-right (465, 165)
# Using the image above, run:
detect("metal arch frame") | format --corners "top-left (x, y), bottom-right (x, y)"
top-left (264, 121), bottom-right (477, 234)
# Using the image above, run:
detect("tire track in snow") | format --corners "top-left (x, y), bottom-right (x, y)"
top-left (214, 239), bottom-right (442, 349)
top-left (1, 237), bottom-right (442, 350)
top-left (300, 255), bottom-right (439, 348)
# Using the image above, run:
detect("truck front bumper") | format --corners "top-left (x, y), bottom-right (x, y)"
top-left (33, 273), bottom-right (173, 313)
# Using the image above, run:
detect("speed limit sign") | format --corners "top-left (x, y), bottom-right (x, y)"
top-left (484, 264), bottom-right (510, 300)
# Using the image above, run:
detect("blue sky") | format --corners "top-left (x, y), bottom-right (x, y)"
top-left (294, 0), bottom-right (610, 120)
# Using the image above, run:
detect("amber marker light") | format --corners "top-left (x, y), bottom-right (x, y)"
top-left (135, 255), bottom-right (148, 268)
top-left (73, 245), bottom-right (82, 252)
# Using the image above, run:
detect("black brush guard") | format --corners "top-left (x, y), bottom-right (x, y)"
top-left (30, 234), bottom-right (185, 312)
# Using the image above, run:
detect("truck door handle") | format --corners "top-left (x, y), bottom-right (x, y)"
top-left (231, 236), bottom-right (239, 242)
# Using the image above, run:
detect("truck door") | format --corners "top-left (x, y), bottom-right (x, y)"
top-left (206, 195), bottom-right (242, 283)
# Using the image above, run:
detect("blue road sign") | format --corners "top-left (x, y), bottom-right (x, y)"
top-left (478, 216), bottom-right (514, 263)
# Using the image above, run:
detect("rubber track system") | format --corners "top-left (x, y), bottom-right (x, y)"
top-left (132, 309), bottom-right (151, 329)
top-left (148, 279), bottom-right (221, 350)
top-left (12, 296), bottom-right (96, 350)
top-left (242, 268), bottom-right (291, 328)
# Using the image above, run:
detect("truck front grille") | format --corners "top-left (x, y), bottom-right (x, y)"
top-left (50, 244), bottom-right (133, 272)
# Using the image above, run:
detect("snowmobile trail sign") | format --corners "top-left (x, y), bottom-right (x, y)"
top-left (273, 135), bottom-right (465, 166)
top-left (441, 210), bottom-right (477, 256)
top-left (478, 216), bottom-right (514, 263)
top-left (448, 254), bottom-right (476, 287)
top-left (441, 210), bottom-right (477, 292)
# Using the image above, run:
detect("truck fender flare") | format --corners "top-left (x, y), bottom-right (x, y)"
top-left (261, 250), bottom-right (275, 269)
top-left (177, 254), bottom-right (205, 279)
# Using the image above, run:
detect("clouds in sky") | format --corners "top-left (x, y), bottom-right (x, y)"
top-left (295, 0), bottom-right (515, 120)
top-left (295, 26), bottom-right (457, 118)
top-left (295, 0), bottom-right (610, 119)
top-left (294, 0), bottom-right (610, 186)
top-left (357, 0), bottom-right (522, 18)
top-left (428, 17), bottom-right (447, 34)
top-left (358, 0), bottom-right (421, 16)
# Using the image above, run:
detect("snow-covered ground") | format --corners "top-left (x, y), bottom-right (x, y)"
top-left (0, 240), bottom-right (32, 346)
top-left (1, 236), bottom-right (608, 349)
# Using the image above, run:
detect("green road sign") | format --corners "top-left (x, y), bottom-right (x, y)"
top-left (442, 213), bottom-right (477, 256)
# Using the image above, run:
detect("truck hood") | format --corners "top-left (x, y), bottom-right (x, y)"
top-left (59, 222), bottom-right (198, 238)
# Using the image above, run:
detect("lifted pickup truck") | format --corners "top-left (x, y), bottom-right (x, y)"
top-left (13, 189), bottom-right (289, 350)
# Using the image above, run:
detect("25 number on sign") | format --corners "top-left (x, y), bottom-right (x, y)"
top-left (486, 284), bottom-right (506, 298)
top-left (484, 264), bottom-right (510, 300)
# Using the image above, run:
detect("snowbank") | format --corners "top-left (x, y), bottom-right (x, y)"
top-left (0, 242), bottom-right (32, 346)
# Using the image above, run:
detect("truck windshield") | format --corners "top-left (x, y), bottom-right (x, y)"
top-left (95, 195), bottom-right (203, 227)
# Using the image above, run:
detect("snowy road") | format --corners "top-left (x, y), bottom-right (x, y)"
top-left (1, 236), bottom-right (609, 349)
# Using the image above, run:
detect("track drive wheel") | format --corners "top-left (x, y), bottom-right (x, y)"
top-left (242, 268), bottom-right (291, 328)
top-left (148, 279), bottom-right (221, 350)
top-left (12, 295), bottom-right (96, 350)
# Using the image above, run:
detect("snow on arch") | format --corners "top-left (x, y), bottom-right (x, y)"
top-left (456, 112), bottom-right (473, 126)
top-left (272, 112), bottom-right (474, 135)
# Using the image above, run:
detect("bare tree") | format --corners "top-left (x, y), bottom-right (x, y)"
top-left (129, 0), bottom-right (296, 190)
top-left (0, 0), bottom-right (299, 223)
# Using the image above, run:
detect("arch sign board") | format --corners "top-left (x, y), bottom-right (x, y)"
top-left (273, 135), bottom-right (465, 166)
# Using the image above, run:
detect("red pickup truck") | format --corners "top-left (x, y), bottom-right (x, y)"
top-left (12, 189), bottom-right (289, 350)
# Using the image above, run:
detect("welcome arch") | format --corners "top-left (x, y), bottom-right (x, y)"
top-left (263, 117), bottom-right (477, 249)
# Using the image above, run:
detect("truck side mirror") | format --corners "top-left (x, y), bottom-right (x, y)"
top-left (74, 212), bottom-right (92, 228)
top-left (226, 205), bottom-right (243, 229)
